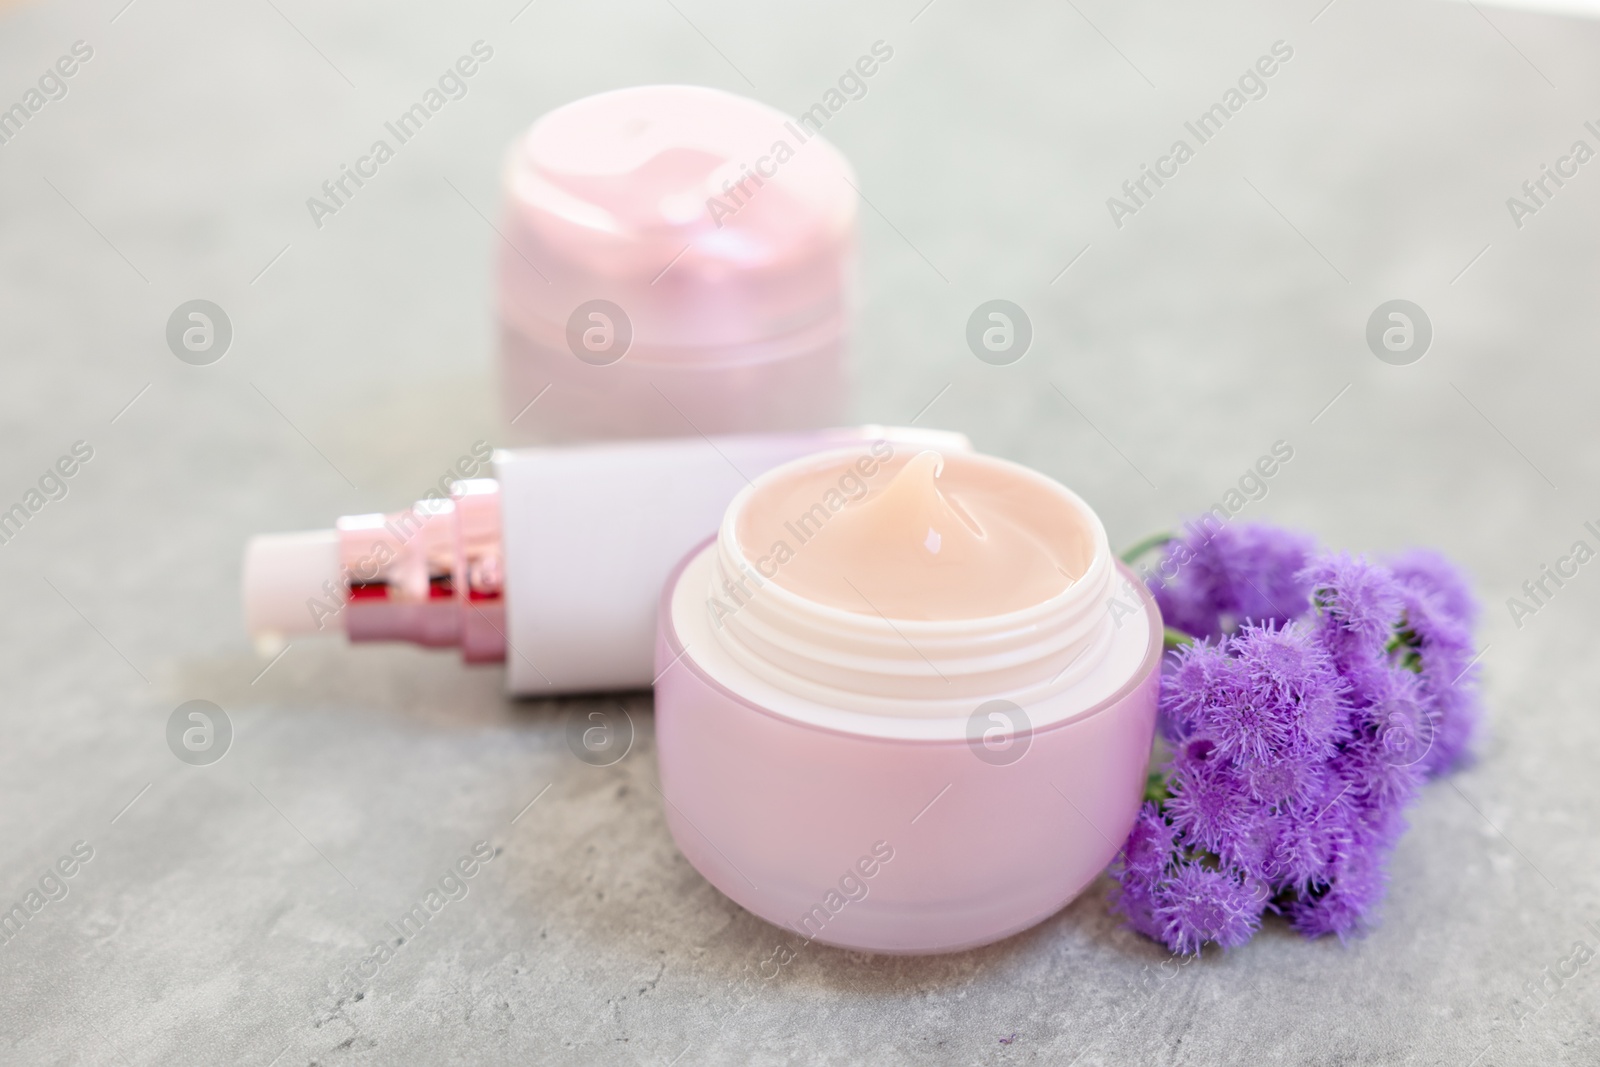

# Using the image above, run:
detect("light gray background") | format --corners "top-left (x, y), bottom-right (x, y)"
top-left (2, 0), bottom-right (1597, 1063)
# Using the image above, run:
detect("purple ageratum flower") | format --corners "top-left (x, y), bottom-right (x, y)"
top-left (1114, 524), bottom-right (1484, 955)
top-left (1159, 625), bottom-right (1348, 762)
top-left (1111, 877), bottom-right (1166, 946)
top-left (1164, 753), bottom-right (1254, 853)
top-left (1228, 624), bottom-right (1350, 760)
top-left (1109, 812), bottom-right (1263, 955)
top-left (1263, 793), bottom-right (1354, 892)
top-left (1151, 864), bottom-right (1262, 955)
top-left (1157, 638), bottom-right (1231, 744)
top-left (1242, 752), bottom-right (1327, 809)
top-left (1110, 806), bottom-right (1182, 947)
top-left (1199, 683), bottom-right (1288, 768)
top-left (1121, 802), bottom-right (1177, 882)
top-left (1222, 523), bottom-right (1321, 626)
top-left (1300, 552), bottom-right (1404, 675)
top-left (1388, 548), bottom-right (1483, 775)
top-left (1108, 804), bottom-right (1176, 944)
top-left (1337, 667), bottom-right (1431, 807)
top-left (1389, 548), bottom-right (1478, 630)
top-left (1150, 522), bottom-right (1319, 641)
top-left (1214, 805), bottom-right (1282, 886)
top-left (1284, 849), bottom-right (1389, 941)
top-left (1415, 670), bottom-right (1479, 777)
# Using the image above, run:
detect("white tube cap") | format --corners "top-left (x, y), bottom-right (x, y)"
top-left (242, 529), bottom-right (341, 655)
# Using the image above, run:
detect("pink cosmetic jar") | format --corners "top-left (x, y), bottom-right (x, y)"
top-left (653, 444), bottom-right (1163, 954)
top-left (498, 85), bottom-right (858, 443)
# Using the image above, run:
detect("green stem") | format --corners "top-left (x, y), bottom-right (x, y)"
top-left (1119, 531), bottom-right (1176, 566)
top-left (1163, 626), bottom-right (1195, 652)
top-left (1144, 770), bottom-right (1170, 804)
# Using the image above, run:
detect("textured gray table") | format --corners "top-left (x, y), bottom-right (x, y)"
top-left (3, 0), bottom-right (1598, 1063)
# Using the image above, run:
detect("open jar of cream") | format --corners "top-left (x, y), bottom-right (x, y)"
top-left (499, 86), bottom-right (857, 443)
top-left (654, 442), bottom-right (1162, 954)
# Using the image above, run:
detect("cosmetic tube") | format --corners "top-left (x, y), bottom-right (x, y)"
top-left (242, 427), bottom-right (969, 695)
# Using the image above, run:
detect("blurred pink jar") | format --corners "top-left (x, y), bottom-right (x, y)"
top-left (498, 85), bottom-right (858, 443)
top-left (653, 445), bottom-right (1163, 954)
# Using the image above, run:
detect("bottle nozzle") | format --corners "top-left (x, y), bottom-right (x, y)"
top-left (242, 529), bottom-right (342, 654)
top-left (240, 480), bottom-right (507, 664)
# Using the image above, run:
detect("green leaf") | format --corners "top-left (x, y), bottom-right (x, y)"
top-left (1119, 532), bottom-right (1176, 566)
top-left (1386, 612), bottom-right (1424, 673)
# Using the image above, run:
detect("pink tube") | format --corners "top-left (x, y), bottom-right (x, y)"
top-left (654, 549), bottom-right (1163, 955)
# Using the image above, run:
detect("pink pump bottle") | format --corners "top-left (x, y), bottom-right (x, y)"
top-left (242, 427), bottom-right (968, 695)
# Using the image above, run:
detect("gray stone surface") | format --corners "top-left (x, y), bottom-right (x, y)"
top-left (2, 0), bottom-right (1598, 1063)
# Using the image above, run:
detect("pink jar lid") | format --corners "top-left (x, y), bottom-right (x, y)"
top-left (499, 85), bottom-right (857, 358)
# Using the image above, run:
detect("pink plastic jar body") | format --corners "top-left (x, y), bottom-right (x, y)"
top-left (498, 320), bottom-right (847, 443)
top-left (497, 86), bottom-right (857, 443)
top-left (653, 553), bottom-right (1163, 955)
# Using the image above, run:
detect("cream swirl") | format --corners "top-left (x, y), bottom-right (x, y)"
top-left (706, 446), bottom-right (1115, 716)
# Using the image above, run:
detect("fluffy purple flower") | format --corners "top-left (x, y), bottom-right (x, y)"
top-left (1109, 805), bottom-right (1172, 944)
top-left (1158, 639), bottom-right (1231, 744)
top-left (1110, 871), bottom-right (1166, 946)
top-left (1165, 756), bottom-right (1253, 853)
top-left (1338, 668), bottom-right (1431, 805)
top-left (1149, 522), bottom-right (1318, 641)
top-left (1230, 624), bottom-right (1349, 758)
top-left (1284, 850), bottom-right (1388, 941)
top-left (1389, 548), bottom-right (1478, 630)
top-left (1301, 553), bottom-right (1403, 669)
top-left (1109, 521), bottom-right (1483, 955)
top-left (1197, 679), bottom-right (1288, 768)
top-left (1242, 753), bottom-right (1326, 808)
top-left (1214, 806), bottom-right (1281, 884)
top-left (1388, 548), bottom-right (1482, 775)
top-left (1109, 806), bottom-right (1261, 953)
top-left (1264, 793), bottom-right (1353, 891)
top-left (1121, 803), bottom-right (1177, 882)
top-left (1151, 865), bottom-right (1262, 955)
